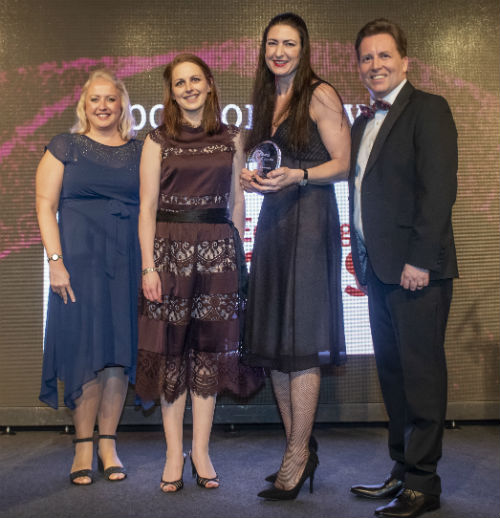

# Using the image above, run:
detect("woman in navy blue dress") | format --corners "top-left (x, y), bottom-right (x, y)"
top-left (36, 69), bottom-right (142, 485)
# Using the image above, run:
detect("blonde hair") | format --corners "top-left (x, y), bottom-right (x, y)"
top-left (71, 68), bottom-right (136, 140)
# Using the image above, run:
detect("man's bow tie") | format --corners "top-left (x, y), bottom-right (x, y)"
top-left (360, 100), bottom-right (392, 119)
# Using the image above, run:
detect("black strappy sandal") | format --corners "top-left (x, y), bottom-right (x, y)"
top-left (189, 451), bottom-right (219, 489)
top-left (70, 437), bottom-right (94, 485)
top-left (160, 478), bottom-right (184, 493)
top-left (160, 454), bottom-right (186, 493)
top-left (97, 434), bottom-right (127, 481)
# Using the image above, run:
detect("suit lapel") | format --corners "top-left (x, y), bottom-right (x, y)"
top-left (363, 81), bottom-right (415, 177)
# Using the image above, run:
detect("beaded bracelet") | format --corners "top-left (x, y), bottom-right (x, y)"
top-left (142, 267), bottom-right (159, 276)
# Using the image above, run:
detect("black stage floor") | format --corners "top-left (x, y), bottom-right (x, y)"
top-left (0, 423), bottom-right (498, 518)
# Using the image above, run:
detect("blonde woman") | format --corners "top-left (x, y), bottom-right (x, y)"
top-left (37, 69), bottom-right (142, 485)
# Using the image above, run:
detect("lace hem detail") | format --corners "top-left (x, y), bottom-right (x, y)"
top-left (135, 349), bottom-right (264, 403)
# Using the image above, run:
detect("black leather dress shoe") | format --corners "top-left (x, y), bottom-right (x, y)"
top-left (375, 489), bottom-right (440, 517)
top-left (350, 476), bottom-right (403, 499)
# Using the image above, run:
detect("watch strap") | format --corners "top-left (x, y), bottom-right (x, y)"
top-left (299, 168), bottom-right (308, 186)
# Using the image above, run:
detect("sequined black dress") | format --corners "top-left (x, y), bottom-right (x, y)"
top-left (244, 100), bottom-right (347, 372)
top-left (40, 134), bottom-right (142, 409)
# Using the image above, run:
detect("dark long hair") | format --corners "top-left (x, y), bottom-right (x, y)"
top-left (245, 13), bottom-right (320, 153)
top-left (162, 53), bottom-right (221, 139)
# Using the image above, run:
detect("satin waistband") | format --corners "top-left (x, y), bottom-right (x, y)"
top-left (156, 208), bottom-right (229, 223)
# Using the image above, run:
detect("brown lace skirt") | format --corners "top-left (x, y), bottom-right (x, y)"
top-left (135, 220), bottom-right (263, 403)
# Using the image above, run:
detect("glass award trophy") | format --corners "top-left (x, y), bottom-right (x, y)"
top-left (246, 140), bottom-right (282, 178)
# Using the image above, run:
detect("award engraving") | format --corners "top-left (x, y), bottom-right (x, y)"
top-left (246, 140), bottom-right (282, 178)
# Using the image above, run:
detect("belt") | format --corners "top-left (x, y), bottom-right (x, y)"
top-left (157, 208), bottom-right (229, 224)
top-left (156, 207), bottom-right (248, 302)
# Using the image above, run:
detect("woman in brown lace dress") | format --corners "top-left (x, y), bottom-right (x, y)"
top-left (136, 54), bottom-right (262, 493)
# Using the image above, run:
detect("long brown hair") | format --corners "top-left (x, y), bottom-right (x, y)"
top-left (162, 53), bottom-right (221, 139)
top-left (245, 13), bottom-right (320, 153)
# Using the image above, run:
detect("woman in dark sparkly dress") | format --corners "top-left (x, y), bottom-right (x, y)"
top-left (136, 54), bottom-right (262, 493)
top-left (37, 69), bottom-right (142, 485)
top-left (241, 13), bottom-right (351, 499)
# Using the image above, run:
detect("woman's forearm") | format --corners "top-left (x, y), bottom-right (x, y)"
top-left (138, 205), bottom-right (157, 269)
top-left (298, 157), bottom-right (350, 185)
top-left (36, 200), bottom-right (63, 257)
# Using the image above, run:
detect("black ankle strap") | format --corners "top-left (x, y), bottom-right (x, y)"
top-left (98, 434), bottom-right (117, 440)
top-left (73, 437), bottom-right (94, 444)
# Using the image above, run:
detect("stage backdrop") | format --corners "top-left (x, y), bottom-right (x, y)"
top-left (0, 0), bottom-right (498, 426)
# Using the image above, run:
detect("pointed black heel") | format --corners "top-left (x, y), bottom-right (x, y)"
top-left (97, 434), bottom-right (127, 481)
top-left (265, 435), bottom-right (318, 483)
top-left (70, 437), bottom-right (94, 485)
top-left (189, 451), bottom-right (219, 489)
top-left (258, 450), bottom-right (319, 500)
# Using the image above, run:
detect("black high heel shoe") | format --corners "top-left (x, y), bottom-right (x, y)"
top-left (265, 435), bottom-right (318, 483)
top-left (160, 453), bottom-right (186, 493)
top-left (258, 450), bottom-right (319, 500)
top-left (70, 437), bottom-right (94, 485)
top-left (97, 434), bottom-right (127, 481)
top-left (189, 451), bottom-right (219, 489)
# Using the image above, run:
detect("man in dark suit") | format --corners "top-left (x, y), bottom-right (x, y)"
top-left (348, 19), bottom-right (458, 518)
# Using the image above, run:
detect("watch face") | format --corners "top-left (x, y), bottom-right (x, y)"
top-left (49, 254), bottom-right (61, 261)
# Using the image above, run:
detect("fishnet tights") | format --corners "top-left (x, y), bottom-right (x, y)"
top-left (270, 367), bottom-right (320, 490)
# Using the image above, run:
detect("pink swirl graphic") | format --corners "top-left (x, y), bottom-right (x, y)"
top-left (0, 39), bottom-right (498, 258)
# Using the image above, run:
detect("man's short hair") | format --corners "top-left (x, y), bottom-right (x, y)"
top-left (355, 18), bottom-right (407, 60)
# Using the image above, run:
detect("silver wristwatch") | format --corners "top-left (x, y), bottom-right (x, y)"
top-left (47, 253), bottom-right (63, 262)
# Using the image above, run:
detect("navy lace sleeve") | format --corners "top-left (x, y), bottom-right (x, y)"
top-left (45, 133), bottom-right (73, 164)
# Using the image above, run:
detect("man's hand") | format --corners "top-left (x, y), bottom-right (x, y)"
top-left (400, 264), bottom-right (430, 291)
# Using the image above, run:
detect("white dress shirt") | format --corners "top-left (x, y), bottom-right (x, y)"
top-left (353, 79), bottom-right (407, 243)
